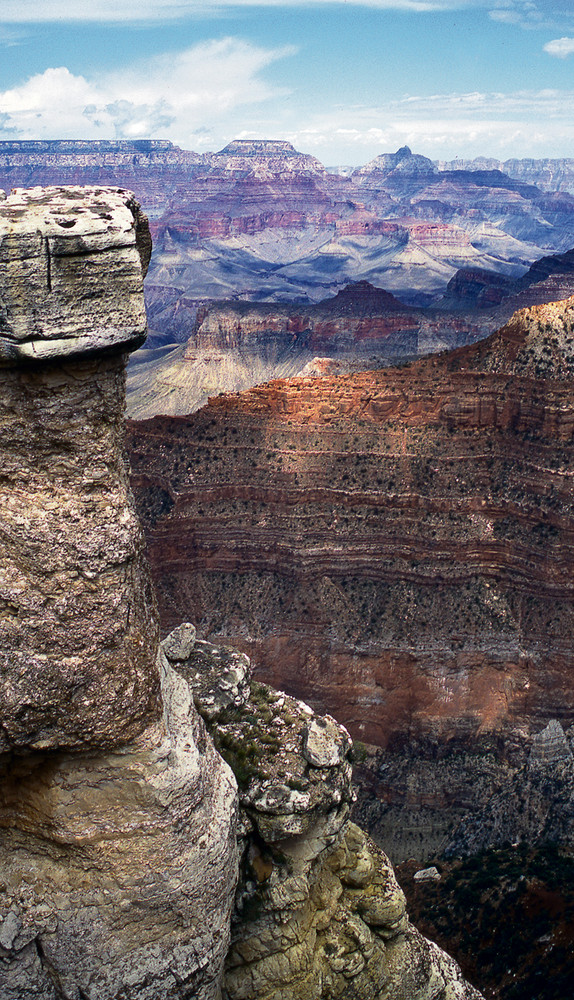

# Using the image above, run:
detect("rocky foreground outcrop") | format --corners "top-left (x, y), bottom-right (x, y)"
top-left (0, 187), bottom-right (238, 999)
top-left (129, 294), bottom-right (574, 859)
top-left (162, 626), bottom-right (482, 1000)
top-left (0, 185), bottom-right (481, 999)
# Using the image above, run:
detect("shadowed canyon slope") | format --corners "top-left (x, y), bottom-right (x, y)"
top-left (129, 295), bottom-right (574, 858)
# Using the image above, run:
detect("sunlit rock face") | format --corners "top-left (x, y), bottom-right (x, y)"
top-left (0, 186), bottom-right (239, 1000)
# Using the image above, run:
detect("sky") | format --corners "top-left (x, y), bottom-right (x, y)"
top-left (1, 1), bottom-right (574, 165)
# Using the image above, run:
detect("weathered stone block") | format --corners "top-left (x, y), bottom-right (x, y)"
top-left (0, 187), bottom-right (157, 753)
top-left (0, 186), bottom-right (151, 363)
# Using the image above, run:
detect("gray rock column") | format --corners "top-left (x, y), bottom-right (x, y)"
top-left (0, 185), bottom-right (159, 752)
top-left (0, 187), bottom-right (239, 1000)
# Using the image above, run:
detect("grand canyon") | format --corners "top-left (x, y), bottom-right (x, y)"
top-left (2, 138), bottom-right (574, 999)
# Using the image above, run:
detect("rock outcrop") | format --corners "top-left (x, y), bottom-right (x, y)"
top-left (129, 295), bottom-right (574, 859)
top-left (162, 626), bottom-right (482, 1000)
top-left (444, 719), bottom-right (574, 857)
top-left (0, 185), bottom-right (157, 752)
top-left (0, 187), bottom-right (238, 999)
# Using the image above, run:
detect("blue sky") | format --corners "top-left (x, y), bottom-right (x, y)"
top-left (1, 1), bottom-right (574, 164)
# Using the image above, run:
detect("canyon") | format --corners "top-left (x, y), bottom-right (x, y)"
top-left (5, 138), bottom-right (574, 423)
top-left (127, 244), bottom-right (574, 419)
top-left (2, 139), bottom-right (574, 336)
top-left (3, 141), bottom-right (574, 996)
top-left (0, 184), bottom-right (482, 999)
top-left (128, 294), bottom-right (574, 865)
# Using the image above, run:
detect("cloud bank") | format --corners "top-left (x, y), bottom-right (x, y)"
top-left (0, 0), bottom-right (555, 23)
top-left (0, 39), bottom-right (293, 147)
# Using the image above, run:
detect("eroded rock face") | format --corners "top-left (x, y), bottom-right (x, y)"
top-left (0, 656), bottom-right (238, 1000)
top-left (0, 185), bottom-right (151, 363)
top-left (0, 186), bottom-right (239, 1000)
top-left (0, 186), bottom-right (160, 754)
top-left (162, 627), bottom-right (482, 1000)
top-left (444, 719), bottom-right (574, 857)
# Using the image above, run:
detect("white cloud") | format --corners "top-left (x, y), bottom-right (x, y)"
top-left (0, 27), bottom-right (24, 45)
top-left (0, 38), bottom-right (293, 146)
top-left (0, 0), bottom-right (518, 23)
top-left (489, 1), bottom-right (574, 29)
top-left (544, 36), bottom-right (574, 58)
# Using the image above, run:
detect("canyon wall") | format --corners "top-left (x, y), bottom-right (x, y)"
top-left (129, 295), bottom-right (574, 859)
top-left (126, 280), bottom-right (492, 419)
top-left (0, 184), bottom-right (483, 999)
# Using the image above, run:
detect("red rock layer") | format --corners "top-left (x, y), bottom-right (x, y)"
top-left (128, 299), bottom-right (574, 761)
top-left (189, 281), bottom-right (485, 357)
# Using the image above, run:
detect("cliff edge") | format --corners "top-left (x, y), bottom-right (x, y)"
top-left (0, 185), bottom-right (481, 1000)
top-left (0, 187), bottom-right (238, 999)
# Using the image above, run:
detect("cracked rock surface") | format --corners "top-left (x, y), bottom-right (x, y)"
top-left (0, 186), bottom-right (158, 753)
top-left (163, 626), bottom-right (483, 1000)
top-left (0, 187), bottom-right (238, 1000)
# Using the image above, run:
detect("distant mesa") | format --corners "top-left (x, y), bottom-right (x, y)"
top-left (214, 139), bottom-right (302, 157)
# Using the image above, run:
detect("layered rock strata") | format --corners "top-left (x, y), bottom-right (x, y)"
top-left (162, 625), bottom-right (482, 1000)
top-left (129, 295), bottom-right (574, 858)
top-left (126, 280), bottom-right (490, 419)
top-left (0, 188), bottom-right (238, 999)
top-left (3, 139), bottom-right (574, 359)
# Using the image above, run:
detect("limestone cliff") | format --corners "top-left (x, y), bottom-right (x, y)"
top-left (445, 719), bottom-right (574, 857)
top-left (0, 187), bottom-right (238, 999)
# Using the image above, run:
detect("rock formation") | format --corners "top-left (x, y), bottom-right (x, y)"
top-left (0, 140), bottom-right (202, 218)
top-left (437, 155), bottom-right (574, 195)
top-left (0, 183), bottom-right (483, 1000)
top-left (129, 294), bottom-right (574, 859)
top-left (0, 185), bottom-right (157, 752)
top-left (162, 626), bottom-right (482, 1000)
top-left (3, 140), bottom-right (573, 348)
top-left (445, 719), bottom-right (574, 857)
top-left (0, 187), bottom-right (238, 998)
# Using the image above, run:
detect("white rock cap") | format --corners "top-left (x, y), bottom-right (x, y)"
top-left (0, 185), bottom-right (151, 364)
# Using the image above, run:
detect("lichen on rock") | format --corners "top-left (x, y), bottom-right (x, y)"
top-left (163, 627), bottom-right (483, 1000)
